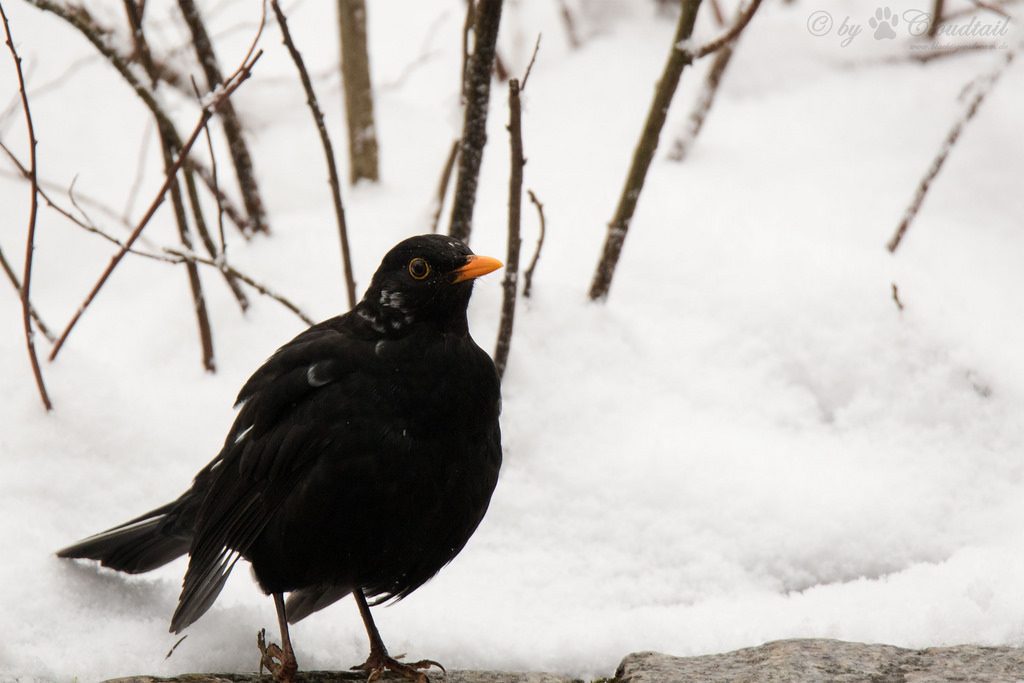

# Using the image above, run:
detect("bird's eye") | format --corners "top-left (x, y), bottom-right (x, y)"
top-left (408, 257), bottom-right (431, 280)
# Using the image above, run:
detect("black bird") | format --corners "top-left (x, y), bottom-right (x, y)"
top-left (58, 235), bottom-right (504, 683)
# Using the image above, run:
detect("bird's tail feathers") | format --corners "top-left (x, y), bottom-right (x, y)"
top-left (56, 501), bottom-right (191, 574)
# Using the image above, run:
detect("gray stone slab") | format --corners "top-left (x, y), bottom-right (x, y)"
top-left (615, 639), bottom-right (1024, 682)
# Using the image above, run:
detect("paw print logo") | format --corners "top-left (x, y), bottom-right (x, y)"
top-left (869, 7), bottom-right (899, 39)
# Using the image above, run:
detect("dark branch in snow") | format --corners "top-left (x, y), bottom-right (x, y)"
top-left (556, 0), bottom-right (580, 50)
top-left (589, 0), bottom-right (703, 301)
top-left (460, 0), bottom-right (474, 105)
top-left (520, 34), bottom-right (541, 91)
top-left (494, 76), bottom-right (524, 382)
top-left (24, 0), bottom-right (257, 240)
top-left (891, 282), bottom-right (905, 312)
top-left (164, 247), bottom-right (316, 327)
top-left (124, 2), bottom-right (216, 372)
top-left (1, 2), bottom-right (53, 410)
top-left (522, 189), bottom-right (546, 299)
top-left (337, 0), bottom-right (380, 183)
top-left (928, 0), bottom-right (945, 37)
top-left (680, 0), bottom-right (762, 61)
top-left (430, 139), bottom-right (460, 233)
top-left (190, 76), bottom-right (249, 312)
top-left (448, 0), bottom-right (504, 243)
top-left (668, 14), bottom-right (738, 163)
top-left (46, 37), bottom-right (264, 362)
top-left (0, 242), bottom-right (55, 344)
top-left (271, 0), bottom-right (357, 310)
top-left (887, 49), bottom-right (1016, 253)
top-left (178, 0), bottom-right (269, 235)
top-left (1, 140), bottom-right (313, 328)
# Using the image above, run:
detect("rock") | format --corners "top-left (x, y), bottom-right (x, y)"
top-left (105, 671), bottom-right (575, 683)
top-left (615, 639), bottom-right (1024, 682)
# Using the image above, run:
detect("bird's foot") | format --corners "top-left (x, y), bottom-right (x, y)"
top-left (258, 628), bottom-right (298, 683)
top-left (352, 649), bottom-right (445, 683)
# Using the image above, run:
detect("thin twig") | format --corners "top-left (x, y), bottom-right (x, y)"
top-left (128, 4), bottom-right (216, 373)
top-left (188, 76), bottom-right (249, 311)
top-left (47, 44), bottom-right (264, 361)
top-left (891, 282), bottom-right (904, 312)
top-left (680, 0), bottom-right (762, 60)
top-left (164, 248), bottom-right (315, 326)
top-left (179, 0), bottom-right (269, 235)
top-left (430, 139), bottom-right (460, 233)
top-left (2, 1), bottom-right (52, 410)
top-left (122, 120), bottom-right (153, 221)
top-left (556, 0), bottom-right (580, 49)
top-left (668, 39), bottom-right (737, 161)
top-left (0, 242), bottom-right (55, 343)
top-left (522, 189), bottom-right (545, 298)
top-left (270, 0), bottom-right (357, 309)
top-left (887, 49), bottom-right (1016, 253)
top-left (190, 160), bottom-right (253, 237)
top-left (521, 34), bottom-right (541, 90)
top-left (928, 0), bottom-right (945, 37)
top-left (25, 0), bottom-right (260, 241)
top-left (494, 76), bottom-right (524, 382)
top-left (2, 141), bottom-right (312, 327)
top-left (196, 82), bottom-right (227, 257)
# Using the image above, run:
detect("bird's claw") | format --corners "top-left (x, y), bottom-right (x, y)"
top-left (257, 628), bottom-right (298, 683)
top-left (352, 650), bottom-right (445, 682)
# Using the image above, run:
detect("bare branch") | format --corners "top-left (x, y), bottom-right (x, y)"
top-left (520, 34), bottom-right (541, 90)
top-left (178, 0), bottom-right (270, 234)
top-left (190, 160), bottom-right (254, 238)
top-left (122, 121), bottom-right (153, 221)
top-left (590, 0), bottom-right (703, 301)
top-left (0, 242), bottom-right (55, 343)
top-left (1, 1), bottom-right (52, 410)
top-left (127, 4), bottom-right (216, 372)
top-left (668, 39), bottom-right (736, 161)
top-left (430, 139), bottom-right (460, 233)
top-left (449, 0), bottom-right (505, 242)
top-left (2, 140), bottom-right (311, 327)
top-left (271, 0), bottom-right (357, 309)
top-left (928, 0), bottom-right (945, 37)
top-left (195, 79), bottom-right (228, 257)
top-left (556, 0), bottom-right (581, 49)
top-left (891, 282), bottom-right (905, 312)
top-left (46, 42), bottom-right (264, 361)
top-left (337, 0), bottom-right (380, 183)
top-left (25, 0), bottom-right (266, 242)
top-left (165, 247), bottom-right (316, 326)
top-left (887, 49), bottom-right (1015, 253)
top-left (460, 0), bottom-right (475, 105)
top-left (680, 0), bottom-right (762, 60)
top-left (188, 77), bottom-right (249, 312)
top-left (494, 77), bottom-right (524, 381)
top-left (522, 189), bottom-right (545, 299)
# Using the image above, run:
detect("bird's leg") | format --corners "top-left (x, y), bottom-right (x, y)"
top-left (257, 593), bottom-right (299, 683)
top-left (351, 588), bottom-right (445, 683)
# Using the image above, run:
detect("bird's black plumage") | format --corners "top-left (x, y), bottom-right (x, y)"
top-left (58, 235), bottom-right (503, 677)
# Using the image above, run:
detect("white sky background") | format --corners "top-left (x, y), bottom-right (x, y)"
top-left (1, 0), bottom-right (1023, 680)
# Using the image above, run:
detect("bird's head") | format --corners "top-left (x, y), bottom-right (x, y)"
top-left (357, 234), bottom-right (502, 335)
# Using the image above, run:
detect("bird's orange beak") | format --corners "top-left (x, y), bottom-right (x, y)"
top-left (451, 255), bottom-right (503, 283)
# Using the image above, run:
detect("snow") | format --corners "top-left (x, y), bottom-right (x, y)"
top-left (2, 0), bottom-right (1023, 681)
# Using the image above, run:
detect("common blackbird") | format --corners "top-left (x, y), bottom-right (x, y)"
top-left (58, 235), bottom-right (504, 683)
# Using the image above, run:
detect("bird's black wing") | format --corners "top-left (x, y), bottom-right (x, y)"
top-left (170, 316), bottom-right (376, 633)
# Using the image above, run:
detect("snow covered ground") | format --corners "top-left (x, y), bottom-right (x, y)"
top-left (1, 0), bottom-right (1023, 681)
